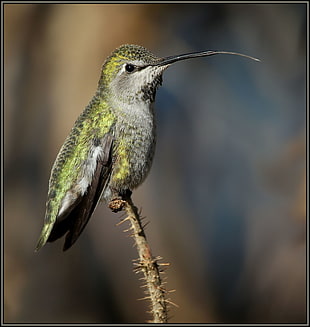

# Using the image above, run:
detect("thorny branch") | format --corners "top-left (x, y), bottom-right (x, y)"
top-left (110, 195), bottom-right (170, 323)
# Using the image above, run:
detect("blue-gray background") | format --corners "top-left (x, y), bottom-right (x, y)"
top-left (4, 3), bottom-right (306, 324)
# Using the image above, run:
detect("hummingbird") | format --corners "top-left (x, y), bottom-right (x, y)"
top-left (36, 44), bottom-right (259, 251)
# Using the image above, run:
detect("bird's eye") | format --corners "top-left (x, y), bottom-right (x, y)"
top-left (125, 64), bottom-right (135, 73)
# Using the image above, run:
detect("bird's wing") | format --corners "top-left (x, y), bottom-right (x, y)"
top-left (36, 133), bottom-right (114, 251)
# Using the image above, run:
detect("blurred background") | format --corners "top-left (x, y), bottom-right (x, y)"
top-left (4, 3), bottom-right (306, 324)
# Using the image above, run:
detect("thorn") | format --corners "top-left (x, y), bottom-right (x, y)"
top-left (154, 256), bottom-right (163, 261)
top-left (158, 262), bottom-right (170, 266)
top-left (165, 299), bottom-right (179, 308)
top-left (156, 286), bottom-right (168, 293)
top-left (142, 221), bottom-right (150, 229)
top-left (137, 296), bottom-right (151, 301)
top-left (116, 216), bottom-right (130, 226)
top-left (138, 207), bottom-right (143, 215)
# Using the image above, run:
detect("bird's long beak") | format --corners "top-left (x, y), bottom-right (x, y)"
top-left (154, 50), bottom-right (260, 66)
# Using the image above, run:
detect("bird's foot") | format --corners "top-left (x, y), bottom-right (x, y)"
top-left (108, 189), bottom-right (132, 213)
top-left (108, 198), bottom-right (127, 212)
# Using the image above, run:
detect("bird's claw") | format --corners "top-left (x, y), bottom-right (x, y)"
top-left (108, 198), bottom-right (127, 212)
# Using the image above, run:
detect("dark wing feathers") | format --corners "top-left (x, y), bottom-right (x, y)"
top-left (47, 133), bottom-right (114, 251)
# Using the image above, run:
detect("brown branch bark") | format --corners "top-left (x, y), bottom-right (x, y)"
top-left (111, 195), bottom-right (169, 323)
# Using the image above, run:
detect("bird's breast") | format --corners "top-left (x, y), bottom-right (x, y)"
top-left (112, 106), bottom-right (156, 189)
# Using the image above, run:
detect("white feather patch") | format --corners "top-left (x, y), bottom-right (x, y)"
top-left (79, 145), bottom-right (103, 195)
top-left (58, 145), bottom-right (103, 217)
